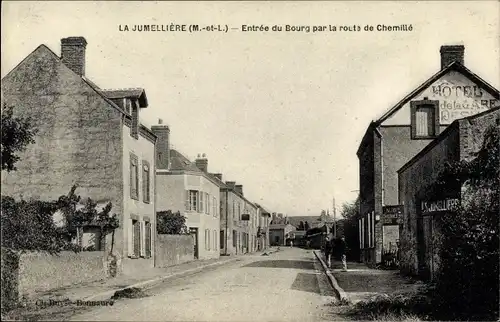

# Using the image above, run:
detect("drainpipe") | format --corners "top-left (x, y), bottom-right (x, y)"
top-left (225, 189), bottom-right (228, 255)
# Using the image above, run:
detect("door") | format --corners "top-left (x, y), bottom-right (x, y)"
top-left (190, 227), bottom-right (199, 259)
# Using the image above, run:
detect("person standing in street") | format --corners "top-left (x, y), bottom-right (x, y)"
top-left (338, 236), bottom-right (348, 271)
top-left (325, 232), bottom-right (334, 268)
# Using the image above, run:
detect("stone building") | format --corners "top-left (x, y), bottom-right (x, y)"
top-left (153, 123), bottom-right (222, 260)
top-left (1, 37), bottom-right (157, 275)
top-left (398, 107), bottom-right (500, 280)
top-left (255, 204), bottom-right (272, 251)
top-left (219, 179), bottom-right (259, 255)
top-left (357, 44), bottom-right (500, 265)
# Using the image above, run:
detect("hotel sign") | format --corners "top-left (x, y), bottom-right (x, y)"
top-left (382, 206), bottom-right (402, 225)
top-left (421, 198), bottom-right (460, 214)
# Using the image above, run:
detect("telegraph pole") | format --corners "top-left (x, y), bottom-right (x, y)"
top-left (332, 196), bottom-right (337, 238)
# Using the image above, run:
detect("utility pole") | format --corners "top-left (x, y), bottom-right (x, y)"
top-left (332, 196), bottom-right (337, 238)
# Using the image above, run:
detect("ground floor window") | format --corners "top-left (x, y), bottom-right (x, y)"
top-left (132, 219), bottom-right (141, 257)
top-left (145, 221), bottom-right (152, 258)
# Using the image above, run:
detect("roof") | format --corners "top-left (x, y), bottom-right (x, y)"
top-left (169, 149), bottom-right (203, 172)
top-left (357, 61), bottom-right (500, 156)
top-left (287, 216), bottom-right (320, 228)
top-left (398, 106), bottom-right (500, 175)
top-left (254, 203), bottom-right (272, 215)
top-left (101, 88), bottom-right (148, 108)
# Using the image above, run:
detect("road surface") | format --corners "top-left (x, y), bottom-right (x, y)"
top-left (70, 247), bottom-right (338, 321)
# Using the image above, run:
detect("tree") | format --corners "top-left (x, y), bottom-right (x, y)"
top-left (1, 103), bottom-right (37, 172)
top-left (430, 125), bottom-right (499, 320)
top-left (304, 221), bottom-right (310, 231)
top-left (298, 221), bottom-right (305, 230)
top-left (339, 196), bottom-right (361, 260)
top-left (157, 210), bottom-right (188, 234)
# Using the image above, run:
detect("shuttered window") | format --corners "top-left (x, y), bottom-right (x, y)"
top-left (145, 221), bottom-right (152, 258)
top-left (199, 191), bottom-right (204, 213)
top-left (411, 100), bottom-right (439, 139)
top-left (130, 154), bottom-right (139, 200)
top-left (186, 190), bottom-right (199, 211)
top-left (132, 219), bottom-right (141, 257)
top-left (142, 161), bottom-right (150, 203)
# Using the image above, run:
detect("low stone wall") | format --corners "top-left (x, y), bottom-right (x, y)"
top-left (1, 248), bottom-right (107, 310)
top-left (155, 234), bottom-right (194, 268)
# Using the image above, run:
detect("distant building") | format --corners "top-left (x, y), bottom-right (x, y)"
top-left (153, 123), bottom-right (221, 260)
top-left (269, 224), bottom-right (296, 246)
top-left (357, 44), bottom-right (500, 266)
top-left (398, 107), bottom-right (499, 280)
top-left (219, 178), bottom-right (259, 255)
top-left (255, 204), bottom-right (272, 251)
top-left (1, 37), bottom-right (157, 275)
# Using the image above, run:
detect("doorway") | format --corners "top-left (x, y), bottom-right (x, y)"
top-left (189, 227), bottom-right (199, 259)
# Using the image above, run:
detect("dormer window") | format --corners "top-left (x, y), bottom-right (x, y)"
top-left (411, 100), bottom-right (440, 139)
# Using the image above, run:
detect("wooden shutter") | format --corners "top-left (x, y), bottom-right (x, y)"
top-left (185, 190), bottom-right (190, 211)
top-left (142, 162), bottom-right (150, 203)
top-left (197, 191), bottom-right (201, 212)
top-left (133, 220), bottom-right (141, 256)
top-left (145, 221), bottom-right (152, 258)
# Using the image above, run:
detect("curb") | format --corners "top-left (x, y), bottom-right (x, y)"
top-left (313, 250), bottom-right (350, 303)
top-left (83, 257), bottom-right (240, 301)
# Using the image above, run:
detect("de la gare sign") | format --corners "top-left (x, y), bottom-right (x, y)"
top-left (421, 198), bottom-right (460, 214)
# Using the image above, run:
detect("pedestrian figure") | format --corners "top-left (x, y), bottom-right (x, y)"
top-left (338, 236), bottom-right (348, 271)
top-left (290, 240), bottom-right (293, 248)
top-left (325, 232), bottom-right (334, 268)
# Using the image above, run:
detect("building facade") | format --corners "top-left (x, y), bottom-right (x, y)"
top-left (255, 204), bottom-right (272, 251)
top-left (269, 224), bottom-right (296, 246)
top-left (357, 45), bottom-right (500, 265)
top-left (1, 37), bottom-right (157, 275)
top-left (398, 107), bottom-right (500, 280)
top-left (220, 181), bottom-right (259, 255)
top-left (153, 123), bottom-right (221, 260)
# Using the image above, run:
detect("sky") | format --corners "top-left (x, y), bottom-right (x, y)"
top-left (2, 1), bottom-right (499, 217)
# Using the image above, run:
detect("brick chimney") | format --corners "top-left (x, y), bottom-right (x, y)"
top-left (195, 154), bottom-right (208, 172)
top-left (151, 118), bottom-right (170, 170)
top-left (235, 185), bottom-right (243, 196)
top-left (440, 45), bottom-right (465, 69)
top-left (225, 181), bottom-right (236, 190)
top-left (61, 37), bottom-right (87, 76)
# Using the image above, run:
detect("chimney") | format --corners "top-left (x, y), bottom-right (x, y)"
top-left (235, 185), bottom-right (243, 196)
top-left (61, 37), bottom-right (87, 76)
top-left (214, 173), bottom-right (223, 181)
top-left (195, 153), bottom-right (208, 172)
top-left (225, 181), bottom-right (236, 190)
top-left (151, 119), bottom-right (170, 170)
top-left (440, 45), bottom-right (465, 69)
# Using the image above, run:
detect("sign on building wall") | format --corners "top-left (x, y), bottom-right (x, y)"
top-left (421, 198), bottom-right (460, 214)
top-left (383, 71), bottom-right (499, 126)
top-left (423, 72), bottom-right (499, 124)
top-left (382, 205), bottom-right (402, 224)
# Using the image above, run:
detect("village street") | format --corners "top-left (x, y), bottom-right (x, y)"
top-left (69, 248), bottom-right (338, 321)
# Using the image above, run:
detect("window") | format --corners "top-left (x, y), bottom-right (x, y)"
top-left (142, 161), bottom-right (150, 203)
top-left (220, 230), bottom-right (225, 249)
top-left (130, 154), bottom-right (139, 200)
top-left (213, 230), bottom-right (217, 250)
top-left (206, 229), bottom-right (211, 251)
top-left (238, 203), bottom-right (241, 220)
top-left (145, 221), bottom-right (152, 258)
top-left (213, 197), bottom-right (217, 217)
top-left (132, 219), bottom-right (141, 257)
top-left (411, 100), bottom-right (439, 139)
top-left (186, 190), bottom-right (199, 211)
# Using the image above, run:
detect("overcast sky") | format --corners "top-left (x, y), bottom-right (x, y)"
top-left (2, 1), bottom-right (499, 217)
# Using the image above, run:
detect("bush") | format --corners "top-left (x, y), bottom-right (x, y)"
top-left (1, 185), bottom-right (119, 254)
top-left (430, 125), bottom-right (499, 321)
top-left (157, 210), bottom-right (188, 235)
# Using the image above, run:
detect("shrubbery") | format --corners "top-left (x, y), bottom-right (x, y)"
top-left (157, 210), bottom-right (188, 235)
top-left (430, 125), bottom-right (499, 321)
top-left (1, 185), bottom-right (119, 254)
